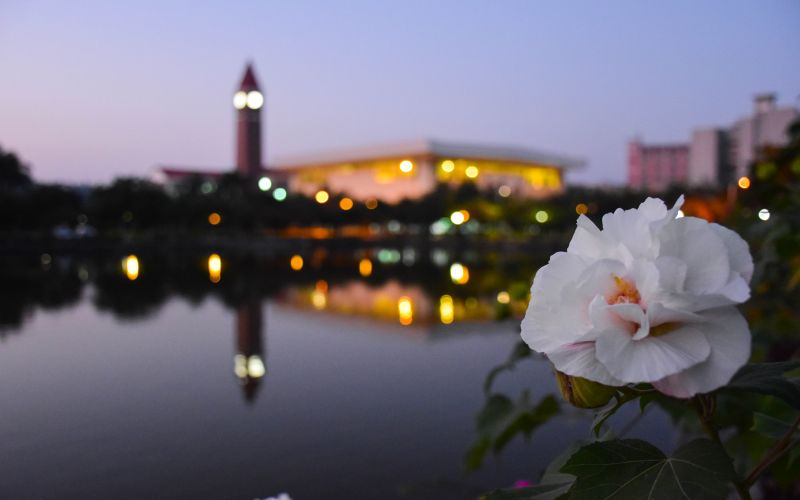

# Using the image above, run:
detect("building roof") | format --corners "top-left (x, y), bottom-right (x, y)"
top-left (273, 138), bottom-right (585, 170)
top-left (239, 63), bottom-right (260, 91)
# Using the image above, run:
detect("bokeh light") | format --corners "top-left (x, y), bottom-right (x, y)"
top-left (208, 253), bottom-right (222, 283)
top-left (450, 262), bottom-right (469, 285)
top-left (738, 176), bottom-right (751, 189)
top-left (315, 190), bottom-right (330, 204)
top-left (398, 296), bottom-right (413, 325)
top-left (359, 258), bottom-right (373, 277)
top-left (273, 187), bottom-right (287, 201)
top-left (123, 255), bottom-right (139, 281)
top-left (439, 295), bottom-right (455, 324)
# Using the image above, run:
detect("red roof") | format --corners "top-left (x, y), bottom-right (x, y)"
top-left (239, 63), bottom-right (260, 91)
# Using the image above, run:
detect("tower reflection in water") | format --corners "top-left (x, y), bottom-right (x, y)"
top-left (233, 298), bottom-right (266, 403)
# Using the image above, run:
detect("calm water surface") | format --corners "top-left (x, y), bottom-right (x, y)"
top-left (0, 251), bottom-right (672, 499)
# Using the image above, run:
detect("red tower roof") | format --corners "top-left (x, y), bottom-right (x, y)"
top-left (238, 63), bottom-right (260, 91)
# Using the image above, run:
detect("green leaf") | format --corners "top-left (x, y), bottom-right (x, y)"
top-left (466, 392), bottom-right (559, 470)
top-left (484, 341), bottom-right (532, 394)
top-left (725, 362), bottom-right (800, 409)
top-left (483, 482), bottom-right (571, 500)
top-left (752, 412), bottom-right (797, 439)
top-left (561, 439), bottom-right (738, 500)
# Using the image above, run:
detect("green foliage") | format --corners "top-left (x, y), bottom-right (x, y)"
top-left (466, 392), bottom-right (559, 471)
top-left (561, 439), bottom-right (738, 500)
top-left (724, 362), bottom-right (800, 409)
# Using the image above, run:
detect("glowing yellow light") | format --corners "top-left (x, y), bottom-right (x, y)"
top-left (399, 160), bottom-right (414, 173)
top-left (465, 165), bottom-right (479, 179)
top-left (247, 355), bottom-right (266, 378)
top-left (290, 254), bottom-right (304, 271)
top-left (246, 90), bottom-right (264, 110)
top-left (315, 190), bottom-right (330, 204)
top-left (450, 262), bottom-right (469, 285)
top-left (498, 185), bottom-right (511, 197)
top-left (450, 210), bottom-right (469, 225)
top-left (398, 296), bottom-right (413, 325)
top-left (123, 255), bottom-right (139, 281)
top-left (208, 253), bottom-right (222, 283)
top-left (365, 198), bottom-right (378, 210)
top-left (339, 197), bottom-right (354, 210)
top-left (738, 176), bottom-right (751, 189)
top-left (441, 160), bottom-right (455, 173)
top-left (208, 212), bottom-right (221, 225)
top-left (497, 291), bottom-right (511, 304)
top-left (234, 354), bottom-right (248, 378)
top-left (359, 258), bottom-right (373, 277)
top-left (575, 203), bottom-right (588, 215)
top-left (311, 289), bottom-right (327, 310)
top-left (439, 295), bottom-right (454, 324)
top-left (535, 210), bottom-right (549, 223)
top-left (233, 91), bottom-right (247, 109)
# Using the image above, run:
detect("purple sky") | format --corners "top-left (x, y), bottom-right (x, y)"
top-left (1, 0), bottom-right (798, 186)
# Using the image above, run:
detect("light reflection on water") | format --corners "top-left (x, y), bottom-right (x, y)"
top-left (0, 250), bottom-right (672, 499)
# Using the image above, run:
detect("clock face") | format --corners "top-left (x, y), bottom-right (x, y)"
top-left (233, 91), bottom-right (247, 110)
top-left (246, 90), bottom-right (264, 110)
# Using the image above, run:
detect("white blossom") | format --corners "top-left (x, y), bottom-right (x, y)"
top-left (521, 196), bottom-right (753, 398)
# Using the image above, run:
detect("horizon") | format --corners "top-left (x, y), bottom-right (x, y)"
top-left (1, 0), bottom-right (798, 186)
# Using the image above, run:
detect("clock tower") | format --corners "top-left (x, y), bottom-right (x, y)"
top-left (232, 63), bottom-right (264, 178)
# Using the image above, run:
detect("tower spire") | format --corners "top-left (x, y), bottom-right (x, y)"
top-left (239, 63), bottom-right (260, 92)
top-left (233, 63), bottom-right (264, 178)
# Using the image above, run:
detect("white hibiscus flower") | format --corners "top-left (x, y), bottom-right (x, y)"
top-left (521, 196), bottom-right (753, 398)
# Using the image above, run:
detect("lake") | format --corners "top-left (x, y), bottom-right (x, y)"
top-left (0, 249), bottom-right (673, 499)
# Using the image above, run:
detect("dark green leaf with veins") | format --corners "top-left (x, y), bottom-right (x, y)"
top-left (561, 439), bottom-right (737, 500)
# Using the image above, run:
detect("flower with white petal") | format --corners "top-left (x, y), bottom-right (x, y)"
top-left (521, 196), bottom-right (753, 398)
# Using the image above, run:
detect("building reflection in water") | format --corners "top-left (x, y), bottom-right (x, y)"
top-left (233, 298), bottom-right (266, 403)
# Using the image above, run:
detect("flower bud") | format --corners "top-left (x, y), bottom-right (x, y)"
top-left (555, 370), bottom-right (616, 409)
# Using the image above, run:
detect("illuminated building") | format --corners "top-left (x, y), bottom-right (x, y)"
top-left (152, 64), bottom-right (583, 199)
top-left (275, 140), bottom-right (582, 202)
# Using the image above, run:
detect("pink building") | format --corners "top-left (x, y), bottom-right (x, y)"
top-left (628, 140), bottom-right (689, 192)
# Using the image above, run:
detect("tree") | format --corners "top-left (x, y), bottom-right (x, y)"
top-left (0, 145), bottom-right (33, 189)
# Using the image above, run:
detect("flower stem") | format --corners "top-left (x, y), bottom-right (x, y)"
top-left (692, 396), bottom-right (752, 500)
top-left (745, 414), bottom-right (800, 488)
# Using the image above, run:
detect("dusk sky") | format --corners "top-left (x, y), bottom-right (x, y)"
top-left (1, 0), bottom-right (798, 185)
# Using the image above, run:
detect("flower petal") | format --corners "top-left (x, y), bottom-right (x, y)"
top-left (546, 342), bottom-right (623, 386)
top-left (594, 324), bottom-right (711, 383)
top-left (521, 252), bottom-right (593, 352)
top-left (658, 217), bottom-right (731, 296)
top-left (653, 307), bottom-right (751, 398)
top-left (710, 223), bottom-right (754, 283)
